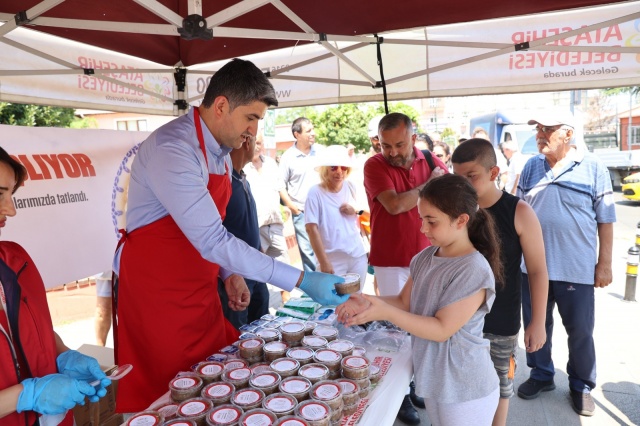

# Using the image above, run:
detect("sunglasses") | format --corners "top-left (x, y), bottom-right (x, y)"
top-left (330, 166), bottom-right (349, 172)
top-left (534, 125), bottom-right (561, 134)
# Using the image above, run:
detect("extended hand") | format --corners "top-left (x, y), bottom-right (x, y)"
top-left (336, 293), bottom-right (371, 323)
top-left (299, 272), bottom-right (350, 306)
top-left (338, 294), bottom-right (386, 327)
top-left (56, 350), bottom-right (110, 401)
top-left (17, 374), bottom-right (96, 414)
top-left (224, 274), bottom-right (251, 311)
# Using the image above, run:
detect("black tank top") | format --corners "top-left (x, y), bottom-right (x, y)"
top-left (484, 192), bottom-right (522, 336)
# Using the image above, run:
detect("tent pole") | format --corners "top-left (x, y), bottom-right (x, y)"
top-left (174, 68), bottom-right (188, 116)
top-left (375, 35), bottom-right (388, 115)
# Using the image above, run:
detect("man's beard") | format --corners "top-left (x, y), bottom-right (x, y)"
top-left (384, 154), bottom-right (409, 167)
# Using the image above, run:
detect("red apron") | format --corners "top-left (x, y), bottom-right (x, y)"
top-left (114, 108), bottom-right (240, 412)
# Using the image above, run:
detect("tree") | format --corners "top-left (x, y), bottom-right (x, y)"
top-left (275, 107), bottom-right (319, 125)
top-left (314, 104), bottom-right (370, 152)
top-left (603, 87), bottom-right (639, 97)
top-left (0, 103), bottom-right (76, 127)
top-left (372, 102), bottom-right (422, 128)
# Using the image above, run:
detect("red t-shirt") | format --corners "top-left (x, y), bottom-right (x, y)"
top-left (363, 148), bottom-right (447, 267)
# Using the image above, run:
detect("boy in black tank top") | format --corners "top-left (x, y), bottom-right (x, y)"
top-left (452, 138), bottom-right (549, 426)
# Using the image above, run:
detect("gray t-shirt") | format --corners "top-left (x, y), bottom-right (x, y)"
top-left (410, 246), bottom-right (498, 403)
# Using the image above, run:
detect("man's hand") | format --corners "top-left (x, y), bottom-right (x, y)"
top-left (427, 166), bottom-right (446, 181)
top-left (523, 321), bottom-right (546, 353)
top-left (224, 274), bottom-right (251, 311)
top-left (298, 272), bottom-right (349, 306)
top-left (594, 261), bottom-right (612, 288)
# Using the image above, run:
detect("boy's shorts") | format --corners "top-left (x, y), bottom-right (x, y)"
top-left (484, 333), bottom-right (518, 399)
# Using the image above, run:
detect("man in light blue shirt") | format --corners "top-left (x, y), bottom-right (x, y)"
top-left (516, 111), bottom-right (615, 417)
top-left (113, 59), bottom-right (348, 411)
top-left (279, 117), bottom-right (324, 272)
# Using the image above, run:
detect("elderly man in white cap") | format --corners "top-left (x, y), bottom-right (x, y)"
top-left (516, 110), bottom-right (616, 417)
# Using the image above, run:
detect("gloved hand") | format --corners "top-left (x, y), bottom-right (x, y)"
top-left (17, 374), bottom-right (96, 415)
top-left (56, 350), bottom-right (111, 401)
top-left (299, 272), bottom-right (350, 306)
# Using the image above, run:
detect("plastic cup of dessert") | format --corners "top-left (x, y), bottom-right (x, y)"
top-left (334, 273), bottom-right (360, 295)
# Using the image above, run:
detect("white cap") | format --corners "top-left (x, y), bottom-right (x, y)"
top-left (314, 145), bottom-right (351, 170)
top-left (528, 110), bottom-right (575, 129)
top-left (368, 116), bottom-right (383, 138)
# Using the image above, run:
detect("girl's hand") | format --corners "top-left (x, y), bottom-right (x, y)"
top-left (339, 203), bottom-right (356, 216)
top-left (336, 293), bottom-right (370, 323)
top-left (342, 294), bottom-right (390, 326)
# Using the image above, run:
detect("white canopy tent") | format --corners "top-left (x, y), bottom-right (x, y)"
top-left (0, 1), bottom-right (639, 114)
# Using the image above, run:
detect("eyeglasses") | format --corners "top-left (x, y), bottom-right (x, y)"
top-left (330, 166), bottom-right (349, 172)
top-left (533, 125), bottom-right (561, 134)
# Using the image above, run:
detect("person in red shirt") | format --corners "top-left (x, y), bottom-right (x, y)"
top-left (363, 112), bottom-right (447, 425)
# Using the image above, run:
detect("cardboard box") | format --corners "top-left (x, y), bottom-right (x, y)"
top-left (73, 345), bottom-right (119, 426)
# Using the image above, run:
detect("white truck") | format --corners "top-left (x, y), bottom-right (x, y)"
top-left (469, 111), bottom-right (536, 153)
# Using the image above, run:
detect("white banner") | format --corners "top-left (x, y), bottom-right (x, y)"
top-left (1, 125), bottom-right (148, 288)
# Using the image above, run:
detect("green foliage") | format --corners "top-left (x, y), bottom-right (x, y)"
top-left (602, 87), bottom-right (639, 97)
top-left (372, 102), bottom-right (422, 127)
top-left (0, 103), bottom-right (76, 127)
top-left (275, 107), bottom-right (319, 125)
top-left (440, 127), bottom-right (458, 145)
top-left (314, 104), bottom-right (371, 152)
top-left (274, 101), bottom-right (423, 153)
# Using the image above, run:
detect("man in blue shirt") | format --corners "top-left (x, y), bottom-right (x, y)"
top-left (517, 111), bottom-right (615, 417)
top-left (113, 59), bottom-right (348, 411)
top-left (218, 134), bottom-right (269, 327)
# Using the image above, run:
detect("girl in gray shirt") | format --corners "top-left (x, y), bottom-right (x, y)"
top-left (338, 174), bottom-right (503, 426)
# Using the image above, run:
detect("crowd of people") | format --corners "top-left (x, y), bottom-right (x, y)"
top-left (0, 57), bottom-right (615, 426)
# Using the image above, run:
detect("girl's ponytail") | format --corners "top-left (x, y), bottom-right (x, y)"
top-left (468, 208), bottom-right (504, 287)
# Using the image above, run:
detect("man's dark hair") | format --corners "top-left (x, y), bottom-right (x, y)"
top-left (0, 147), bottom-right (27, 193)
top-left (451, 138), bottom-right (497, 170)
top-left (202, 58), bottom-right (278, 110)
top-left (379, 112), bottom-right (413, 134)
top-left (291, 117), bottom-right (311, 138)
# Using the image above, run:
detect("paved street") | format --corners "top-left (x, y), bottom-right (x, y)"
top-left (50, 193), bottom-right (640, 425)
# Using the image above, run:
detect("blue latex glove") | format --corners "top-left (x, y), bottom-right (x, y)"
top-left (299, 272), bottom-right (350, 306)
top-left (56, 350), bottom-right (111, 401)
top-left (17, 374), bottom-right (96, 415)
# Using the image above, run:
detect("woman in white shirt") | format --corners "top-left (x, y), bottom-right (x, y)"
top-left (305, 145), bottom-right (368, 289)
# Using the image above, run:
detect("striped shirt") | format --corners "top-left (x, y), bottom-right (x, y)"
top-left (517, 149), bottom-right (616, 285)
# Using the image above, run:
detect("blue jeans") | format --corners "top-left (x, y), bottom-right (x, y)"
top-left (522, 273), bottom-right (596, 392)
top-left (292, 211), bottom-right (317, 272)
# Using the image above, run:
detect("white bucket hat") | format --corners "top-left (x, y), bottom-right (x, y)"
top-left (314, 145), bottom-right (352, 171)
top-left (368, 116), bottom-right (383, 138)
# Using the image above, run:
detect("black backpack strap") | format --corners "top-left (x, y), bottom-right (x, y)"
top-left (421, 149), bottom-right (435, 171)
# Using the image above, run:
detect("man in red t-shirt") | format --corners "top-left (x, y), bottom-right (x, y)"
top-left (363, 112), bottom-right (447, 424)
top-left (364, 113), bottom-right (447, 295)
